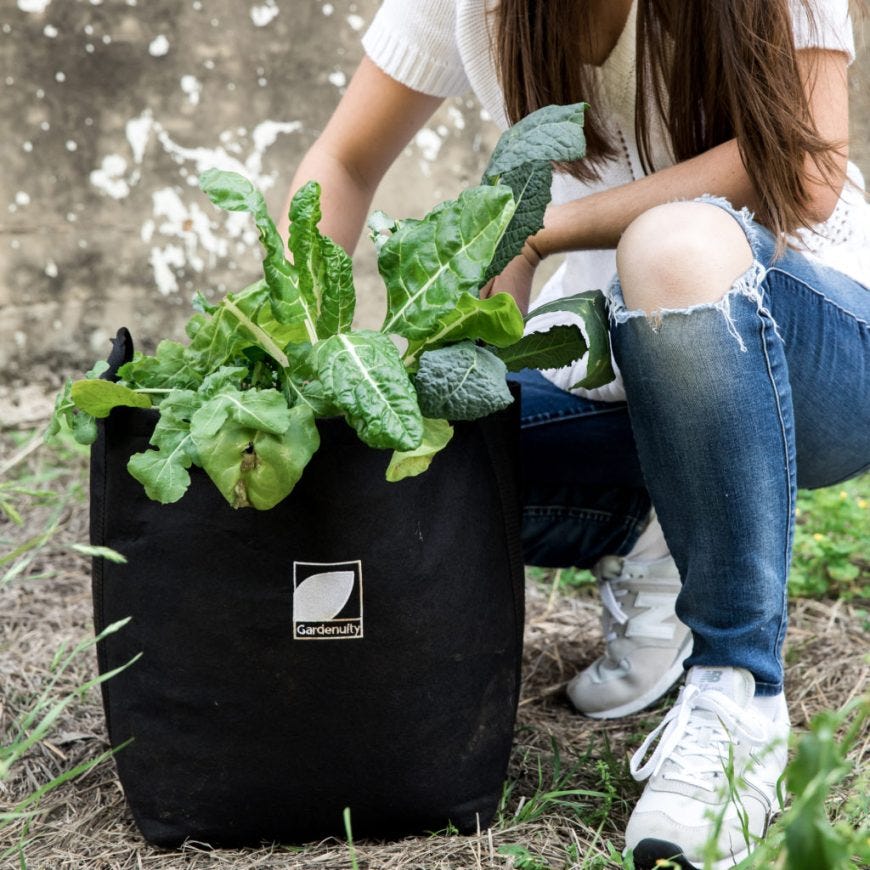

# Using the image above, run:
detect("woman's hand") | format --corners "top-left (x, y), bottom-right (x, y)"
top-left (479, 240), bottom-right (542, 315)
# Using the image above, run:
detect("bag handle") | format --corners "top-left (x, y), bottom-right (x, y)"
top-left (104, 327), bottom-right (134, 381)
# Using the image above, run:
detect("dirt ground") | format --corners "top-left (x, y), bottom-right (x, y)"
top-left (0, 436), bottom-right (867, 869)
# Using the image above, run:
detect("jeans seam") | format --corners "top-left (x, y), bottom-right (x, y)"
top-left (757, 300), bottom-right (794, 675)
top-left (767, 267), bottom-right (870, 328)
top-left (523, 506), bottom-right (642, 523)
top-left (520, 405), bottom-right (626, 429)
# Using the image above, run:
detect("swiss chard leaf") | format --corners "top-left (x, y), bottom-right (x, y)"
top-left (117, 340), bottom-right (204, 391)
top-left (525, 291), bottom-right (615, 389)
top-left (195, 406), bottom-right (319, 510)
top-left (414, 341), bottom-right (513, 421)
top-left (284, 344), bottom-right (340, 417)
top-left (483, 103), bottom-right (587, 179)
top-left (313, 330), bottom-right (423, 450)
top-left (379, 185), bottom-right (516, 339)
top-left (317, 235), bottom-right (355, 336)
top-left (405, 292), bottom-right (524, 364)
top-left (385, 417), bottom-right (454, 483)
top-left (199, 169), bottom-right (318, 341)
top-left (190, 386), bottom-right (294, 441)
top-left (288, 182), bottom-right (356, 337)
top-left (127, 401), bottom-right (199, 504)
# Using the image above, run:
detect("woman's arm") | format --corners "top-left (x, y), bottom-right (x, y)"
top-left (277, 56), bottom-right (443, 253)
top-left (529, 49), bottom-right (849, 259)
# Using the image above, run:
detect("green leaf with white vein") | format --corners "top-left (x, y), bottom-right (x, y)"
top-left (317, 235), bottom-right (355, 335)
top-left (414, 341), bottom-right (513, 421)
top-left (199, 169), bottom-right (317, 340)
top-left (195, 407), bottom-right (320, 509)
top-left (483, 103), bottom-right (587, 179)
top-left (118, 340), bottom-right (204, 391)
top-left (386, 418), bottom-right (454, 483)
top-left (289, 181), bottom-right (355, 337)
top-left (190, 386), bottom-right (293, 441)
top-left (405, 292), bottom-right (524, 363)
top-left (379, 185), bottom-right (516, 339)
top-left (525, 291), bottom-right (615, 389)
top-left (313, 331), bottom-right (423, 450)
top-left (127, 406), bottom-right (199, 505)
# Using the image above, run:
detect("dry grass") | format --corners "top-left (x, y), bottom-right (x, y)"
top-left (1, 430), bottom-right (867, 870)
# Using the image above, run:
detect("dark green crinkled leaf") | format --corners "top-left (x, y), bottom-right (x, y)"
top-left (379, 185), bottom-right (516, 339)
top-left (491, 323), bottom-right (589, 373)
top-left (194, 407), bottom-right (320, 509)
top-left (385, 418), bottom-right (454, 482)
top-left (483, 103), bottom-right (587, 179)
top-left (414, 341), bottom-right (513, 421)
top-left (313, 330), bottom-right (423, 450)
top-left (525, 291), bottom-right (615, 389)
top-left (405, 292), bottom-right (524, 363)
top-left (484, 160), bottom-right (553, 281)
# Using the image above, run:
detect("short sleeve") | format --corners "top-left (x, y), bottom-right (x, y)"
top-left (361, 0), bottom-right (471, 97)
top-left (790, 0), bottom-right (856, 63)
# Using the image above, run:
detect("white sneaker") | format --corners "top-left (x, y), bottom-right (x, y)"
top-left (567, 554), bottom-right (692, 718)
top-left (624, 667), bottom-right (790, 869)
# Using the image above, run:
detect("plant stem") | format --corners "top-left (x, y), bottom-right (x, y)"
top-left (222, 297), bottom-right (291, 369)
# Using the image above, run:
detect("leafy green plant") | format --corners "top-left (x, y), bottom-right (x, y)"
top-left (49, 104), bottom-right (616, 510)
top-left (790, 479), bottom-right (869, 600)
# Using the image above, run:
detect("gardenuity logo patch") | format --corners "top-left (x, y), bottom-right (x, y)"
top-left (292, 560), bottom-right (363, 640)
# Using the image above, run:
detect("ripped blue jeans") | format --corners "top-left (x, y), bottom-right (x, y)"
top-left (510, 197), bottom-right (870, 695)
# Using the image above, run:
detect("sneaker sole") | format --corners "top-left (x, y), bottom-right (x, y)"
top-left (572, 634), bottom-right (693, 719)
top-left (629, 837), bottom-right (752, 870)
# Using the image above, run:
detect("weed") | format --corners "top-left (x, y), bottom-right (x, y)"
top-left (791, 478), bottom-right (869, 600)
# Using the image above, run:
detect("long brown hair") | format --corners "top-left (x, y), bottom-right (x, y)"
top-left (493, 0), bottom-right (847, 238)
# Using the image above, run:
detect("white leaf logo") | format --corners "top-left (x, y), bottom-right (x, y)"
top-left (293, 571), bottom-right (355, 621)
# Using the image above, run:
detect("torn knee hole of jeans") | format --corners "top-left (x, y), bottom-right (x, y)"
top-left (604, 260), bottom-right (769, 351)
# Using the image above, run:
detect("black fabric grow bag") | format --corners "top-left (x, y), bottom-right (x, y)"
top-left (90, 329), bottom-right (525, 848)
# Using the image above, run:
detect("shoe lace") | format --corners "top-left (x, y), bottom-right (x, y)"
top-left (629, 686), bottom-right (768, 790)
top-left (595, 556), bottom-right (630, 646)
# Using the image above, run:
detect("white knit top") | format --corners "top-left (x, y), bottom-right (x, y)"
top-left (363, 0), bottom-right (870, 400)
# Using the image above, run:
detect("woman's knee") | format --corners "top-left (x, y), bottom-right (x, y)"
top-left (616, 201), bottom-right (754, 313)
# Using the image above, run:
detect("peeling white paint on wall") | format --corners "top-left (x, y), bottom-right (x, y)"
top-left (415, 128), bottom-right (443, 162)
top-left (17, 0), bottom-right (52, 12)
top-left (180, 74), bottom-right (202, 105)
top-left (328, 70), bottom-right (347, 88)
top-left (346, 14), bottom-right (364, 31)
top-left (148, 34), bottom-right (170, 57)
top-left (149, 244), bottom-right (186, 296)
top-left (250, 1), bottom-right (279, 27)
top-left (90, 154), bottom-right (130, 199)
top-left (90, 110), bottom-right (303, 294)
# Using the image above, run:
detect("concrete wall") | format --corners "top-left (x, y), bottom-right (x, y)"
top-left (1, 0), bottom-right (868, 391)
